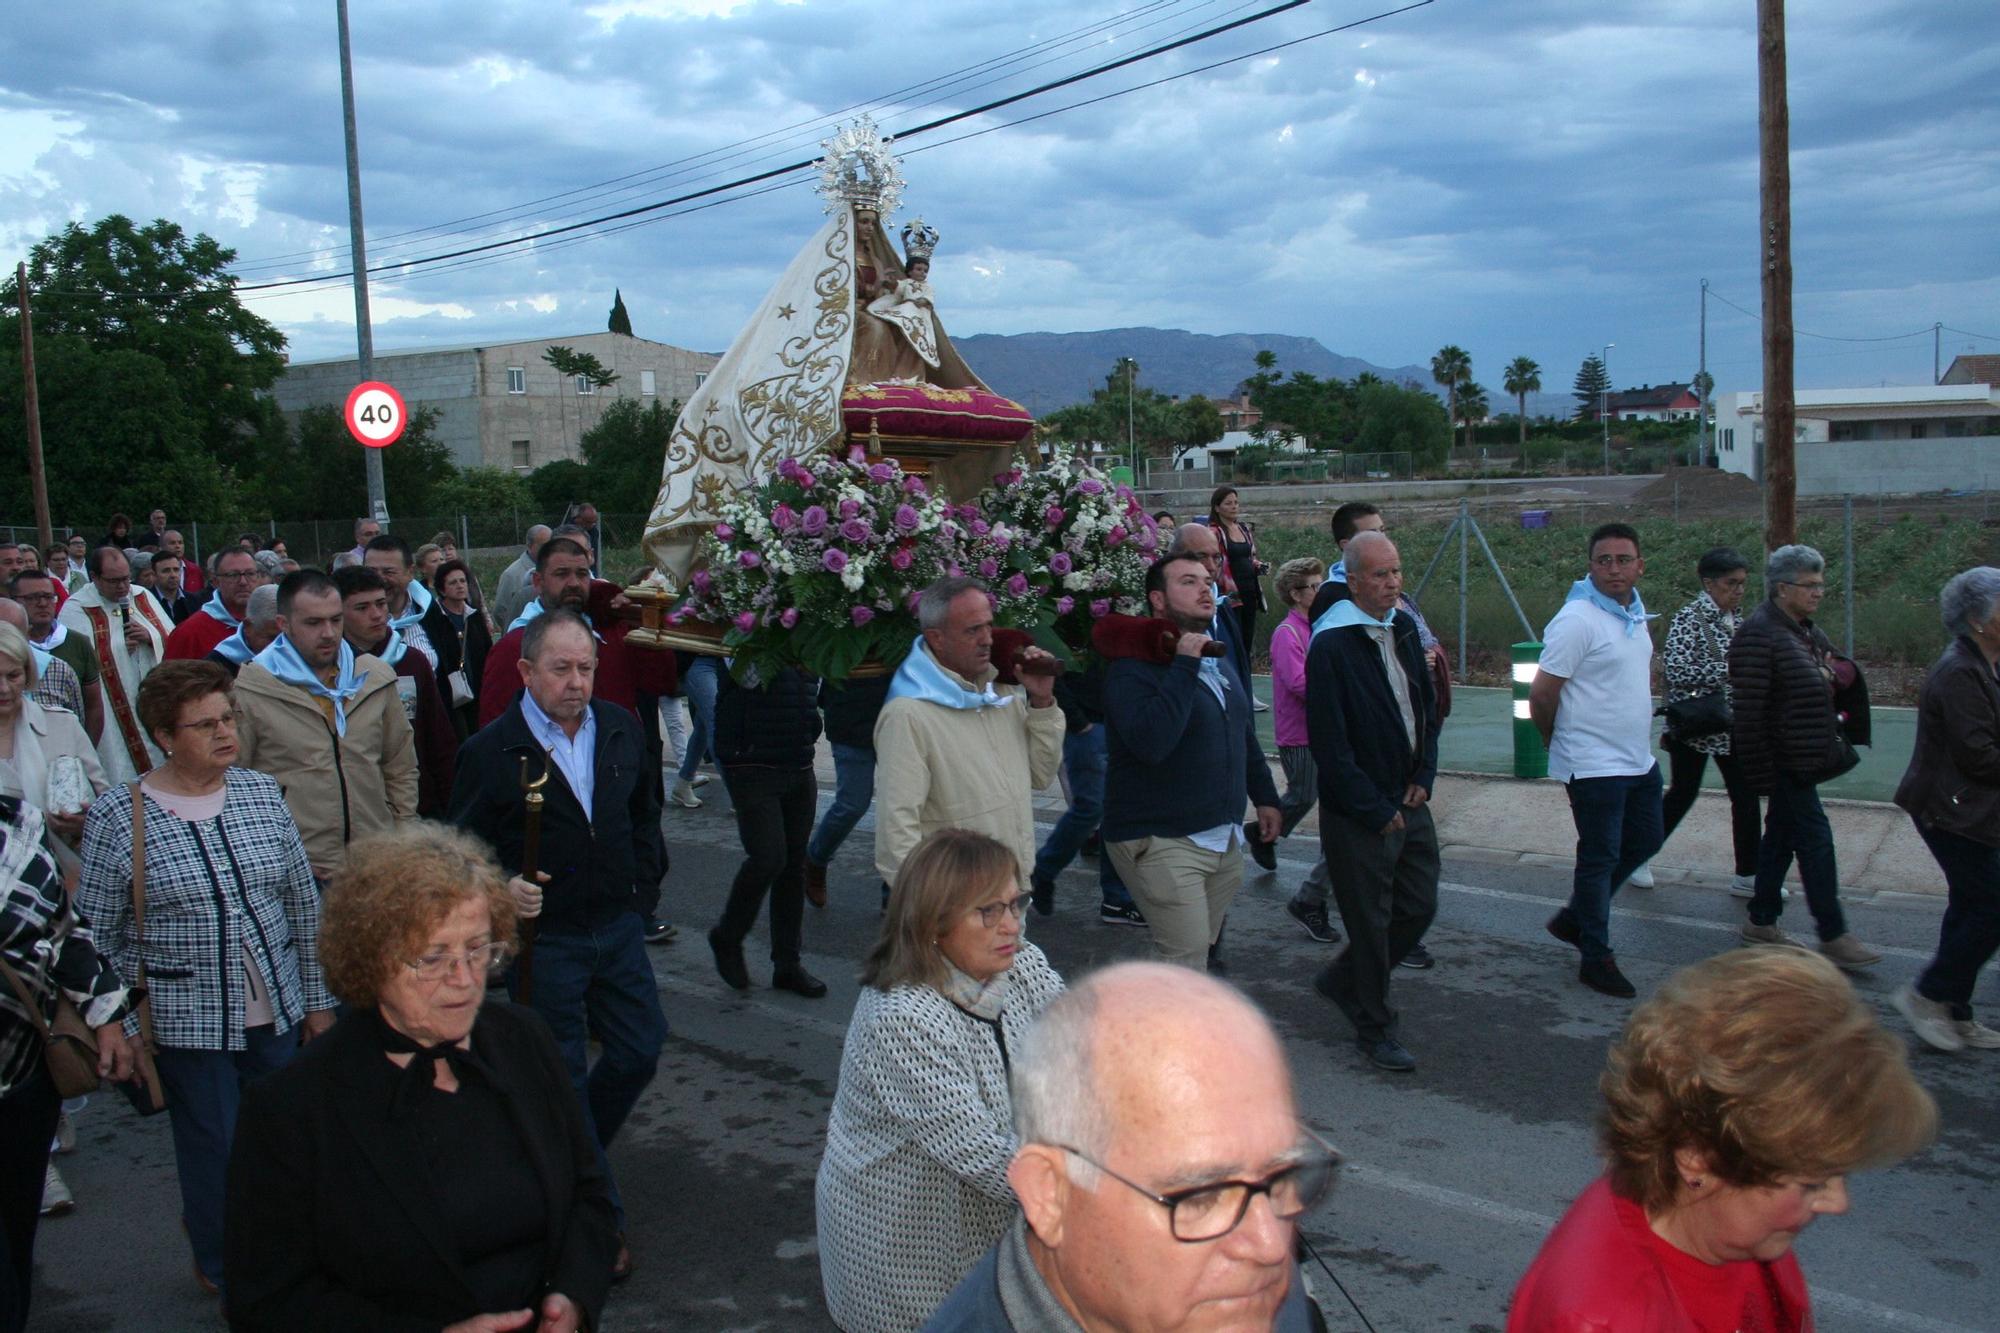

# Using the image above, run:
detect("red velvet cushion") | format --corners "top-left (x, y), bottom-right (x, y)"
top-left (843, 382), bottom-right (1033, 444)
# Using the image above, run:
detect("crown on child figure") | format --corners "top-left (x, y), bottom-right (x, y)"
top-left (901, 218), bottom-right (938, 266)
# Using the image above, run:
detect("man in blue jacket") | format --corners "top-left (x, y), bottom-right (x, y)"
top-left (1306, 531), bottom-right (1441, 1072)
top-left (1103, 553), bottom-right (1281, 971)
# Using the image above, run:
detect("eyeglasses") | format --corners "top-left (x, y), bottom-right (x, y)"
top-left (1054, 1135), bottom-right (1342, 1242)
top-left (15, 592), bottom-right (55, 604)
top-left (1590, 554), bottom-right (1640, 568)
top-left (405, 941), bottom-right (513, 983)
top-left (1783, 580), bottom-right (1827, 594)
top-left (175, 712), bottom-right (240, 738)
top-left (214, 570), bottom-right (258, 582)
top-left (971, 894), bottom-right (1031, 928)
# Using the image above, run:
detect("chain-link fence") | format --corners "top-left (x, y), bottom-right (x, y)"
top-left (1141, 451), bottom-right (1414, 491)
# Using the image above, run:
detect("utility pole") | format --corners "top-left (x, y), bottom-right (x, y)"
top-left (13, 263), bottom-right (53, 550)
top-left (1600, 343), bottom-right (1615, 475)
top-left (1934, 322), bottom-right (1942, 385)
top-left (1698, 279), bottom-right (1709, 467)
top-left (337, 0), bottom-right (387, 526)
top-left (1758, 0), bottom-right (1796, 549)
top-left (1124, 357), bottom-right (1136, 474)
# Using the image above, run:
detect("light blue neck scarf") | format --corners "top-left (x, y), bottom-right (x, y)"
top-left (1312, 597), bottom-right (1396, 639)
top-left (1566, 577), bottom-right (1656, 639)
top-left (508, 596), bottom-right (595, 634)
top-left (1322, 559), bottom-right (1348, 586)
top-left (254, 634), bottom-right (366, 736)
top-left (201, 589), bottom-right (241, 629)
top-left (887, 636), bottom-right (1011, 710)
top-left (390, 579), bottom-right (432, 634)
top-left (372, 629), bottom-right (408, 667)
top-left (212, 629), bottom-right (255, 664)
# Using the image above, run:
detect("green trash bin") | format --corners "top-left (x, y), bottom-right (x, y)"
top-left (1511, 641), bottom-right (1548, 779)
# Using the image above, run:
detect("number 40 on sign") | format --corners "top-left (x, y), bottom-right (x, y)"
top-left (344, 381), bottom-right (408, 449)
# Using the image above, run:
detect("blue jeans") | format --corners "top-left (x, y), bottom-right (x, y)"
top-left (153, 1023), bottom-right (298, 1290)
top-left (1751, 773), bottom-right (1847, 941)
top-left (676, 656), bottom-right (720, 783)
top-left (1033, 727), bottom-right (1135, 909)
top-left (1561, 765), bottom-right (1665, 963)
top-left (1913, 822), bottom-right (2000, 1017)
top-left (525, 911), bottom-right (669, 1227)
top-left (806, 742), bottom-right (876, 867)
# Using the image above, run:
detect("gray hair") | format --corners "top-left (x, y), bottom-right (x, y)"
top-left (244, 583), bottom-right (281, 630)
top-left (1010, 982), bottom-right (1111, 1180)
top-left (1940, 567), bottom-right (2000, 638)
top-left (252, 550), bottom-right (284, 577)
top-left (1765, 544), bottom-right (1824, 594)
top-left (1345, 529), bottom-right (1395, 571)
top-left (329, 551), bottom-right (361, 571)
top-left (0, 622), bottom-right (37, 689)
top-left (128, 550), bottom-right (153, 573)
top-left (916, 576), bottom-right (988, 631)
top-left (1168, 522), bottom-right (1218, 557)
top-left (521, 607), bottom-right (596, 664)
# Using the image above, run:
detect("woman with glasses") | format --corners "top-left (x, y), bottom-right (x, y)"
top-left (77, 662), bottom-right (333, 1298)
top-left (1509, 948), bottom-right (1934, 1331)
top-left (224, 824), bottom-right (617, 1333)
top-left (1725, 545), bottom-right (1881, 970)
top-left (816, 829), bottom-right (1065, 1333)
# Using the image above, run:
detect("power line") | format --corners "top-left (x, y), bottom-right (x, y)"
top-left (1704, 287), bottom-right (1939, 344)
top-left (1942, 325), bottom-right (2000, 343)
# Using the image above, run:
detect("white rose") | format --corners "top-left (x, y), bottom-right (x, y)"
top-left (841, 567), bottom-right (865, 593)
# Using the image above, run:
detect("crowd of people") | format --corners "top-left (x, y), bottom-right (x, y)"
top-left (0, 495), bottom-right (1990, 1332)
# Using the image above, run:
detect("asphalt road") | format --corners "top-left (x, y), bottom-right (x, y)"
top-left (31, 789), bottom-right (1998, 1332)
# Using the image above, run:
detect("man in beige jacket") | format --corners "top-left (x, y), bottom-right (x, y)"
top-left (234, 570), bottom-right (418, 881)
top-left (874, 577), bottom-right (1064, 893)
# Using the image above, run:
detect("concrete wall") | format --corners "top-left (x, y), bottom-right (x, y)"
top-left (1798, 437), bottom-right (2000, 495)
top-left (270, 347), bottom-right (483, 464)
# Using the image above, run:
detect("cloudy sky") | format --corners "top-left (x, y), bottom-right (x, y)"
top-left (3, 0), bottom-right (1994, 406)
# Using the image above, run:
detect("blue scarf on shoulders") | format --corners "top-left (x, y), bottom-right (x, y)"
top-left (390, 579), bottom-right (432, 635)
top-left (1321, 559), bottom-right (1347, 587)
top-left (200, 589), bottom-right (241, 630)
top-left (1565, 577), bottom-right (1656, 639)
top-left (253, 634), bottom-right (367, 736)
top-left (1312, 597), bottom-right (1396, 639)
top-left (508, 596), bottom-right (596, 635)
top-left (212, 629), bottom-right (255, 664)
top-left (372, 629), bottom-right (409, 667)
top-left (887, 636), bottom-right (1011, 710)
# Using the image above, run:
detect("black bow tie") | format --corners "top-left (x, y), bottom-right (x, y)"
top-left (372, 1009), bottom-right (499, 1118)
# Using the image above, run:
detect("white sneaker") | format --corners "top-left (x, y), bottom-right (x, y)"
top-left (669, 779), bottom-right (702, 809)
top-left (1892, 985), bottom-right (1964, 1052)
top-left (1625, 863), bottom-right (1655, 889)
top-left (690, 773), bottom-right (711, 788)
top-left (1954, 1017), bottom-right (2000, 1050)
top-left (40, 1163), bottom-right (73, 1216)
top-left (1728, 876), bottom-right (1788, 901)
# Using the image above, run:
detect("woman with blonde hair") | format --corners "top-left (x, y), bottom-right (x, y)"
top-left (816, 828), bottom-right (1064, 1332)
top-left (1509, 947), bottom-right (1936, 1330)
top-left (0, 622), bottom-right (103, 845)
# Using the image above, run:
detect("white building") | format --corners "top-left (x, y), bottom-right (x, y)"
top-left (1713, 381), bottom-right (2000, 495)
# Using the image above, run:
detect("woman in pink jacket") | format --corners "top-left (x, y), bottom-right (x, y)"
top-left (1265, 559), bottom-right (1340, 945)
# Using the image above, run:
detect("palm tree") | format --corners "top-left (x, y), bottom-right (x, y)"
top-left (1503, 356), bottom-right (1542, 460)
top-left (1431, 345), bottom-right (1471, 441)
top-left (1455, 381), bottom-right (1490, 451)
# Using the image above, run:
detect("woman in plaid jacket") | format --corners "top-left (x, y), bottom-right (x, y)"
top-left (77, 662), bottom-right (333, 1299)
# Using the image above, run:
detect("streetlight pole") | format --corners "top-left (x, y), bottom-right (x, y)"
top-left (1125, 357), bottom-right (1136, 476)
top-left (1601, 342), bottom-right (1615, 475)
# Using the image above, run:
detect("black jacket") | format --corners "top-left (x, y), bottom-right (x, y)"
top-left (1053, 659), bottom-right (1107, 734)
top-left (1102, 651), bottom-right (1280, 842)
top-left (714, 667), bottom-right (822, 770)
top-left (1728, 602), bottom-right (1851, 793)
top-left (1895, 637), bottom-right (2000, 846)
top-left (819, 674), bottom-right (893, 750)
top-left (223, 1002), bottom-right (617, 1333)
top-left (422, 597), bottom-right (492, 719)
top-left (449, 699), bottom-right (666, 935)
top-left (1305, 610), bottom-right (1440, 832)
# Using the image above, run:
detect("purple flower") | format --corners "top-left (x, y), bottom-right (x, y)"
top-left (893, 504), bottom-right (920, 531)
top-left (957, 504), bottom-right (981, 523)
top-left (946, 563), bottom-right (963, 578)
top-left (846, 445), bottom-right (867, 464)
top-left (801, 505), bottom-right (828, 536)
top-left (771, 503), bottom-right (797, 530)
top-left (780, 607), bottom-right (799, 628)
top-left (1005, 573), bottom-right (1030, 597)
top-left (1049, 551), bottom-right (1074, 576)
top-left (777, 457), bottom-right (808, 483)
top-left (838, 499), bottom-right (861, 520)
top-left (903, 475), bottom-right (928, 494)
top-left (977, 558), bottom-right (999, 579)
top-left (1135, 527), bottom-right (1158, 552)
top-left (738, 550), bottom-right (762, 569)
top-left (851, 605), bottom-right (876, 626)
top-left (1090, 599), bottom-right (1111, 619)
top-left (990, 530), bottom-right (1011, 549)
top-left (970, 519), bottom-right (990, 537)
top-left (1043, 505), bottom-right (1065, 528)
top-left (890, 547), bottom-right (914, 571)
top-left (713, 522), bottom-right (734, 541)
top-left (1056, 595), bottom-right (1076, 615)
top-left (822, 548), bottom-right (848, 573)
top-left (1077, 478), bottom-right (1104, 495)
top-left (868, 463), bottom-right (895, 483)
top-left (839, 518), bottom-right (872, 545)
top-left (690, 569), bottom-right (712, 594)
top-left (733, 611), bottom-right (757, 634)
top-left (1106, 526), bottom-right (1127, 547)
top-left (907, 591), bottom-right (925, 612)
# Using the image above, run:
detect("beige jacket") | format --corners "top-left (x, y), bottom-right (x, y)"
top-left (233, 657), bottom-right (418, 877)
top-left (872, 651), bottom-right (1065, 892)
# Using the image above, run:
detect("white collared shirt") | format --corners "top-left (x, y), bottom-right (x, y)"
top-left (521, 692), bottom-right (596, 819)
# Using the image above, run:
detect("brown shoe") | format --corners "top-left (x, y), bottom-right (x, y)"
top-left (1820, 933), bottom-right (1881, 971)
top-left (804, 859), bottom-right (829, 908)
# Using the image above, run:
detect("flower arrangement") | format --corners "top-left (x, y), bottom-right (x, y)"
top-left (686, 450), bottom-right (959, 680)
top-left (979, 445), bottom-right (1163, 656)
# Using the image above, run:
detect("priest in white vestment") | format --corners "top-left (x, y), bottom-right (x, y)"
top-left (57, 547), bottom-right (171, 782)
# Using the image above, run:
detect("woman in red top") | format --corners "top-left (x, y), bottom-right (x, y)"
top-left (1508, 948), bottom-right (1934, 1332)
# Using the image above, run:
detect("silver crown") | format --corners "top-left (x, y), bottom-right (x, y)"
top-left (901, 218), bottom-right (938, 266)
top-left (815, 115), bottom-right (904, 218)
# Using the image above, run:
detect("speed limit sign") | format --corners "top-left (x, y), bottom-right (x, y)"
top-left (344, 380), bottom-right (408, 449)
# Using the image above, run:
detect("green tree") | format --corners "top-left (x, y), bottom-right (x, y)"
top-left (526, 459), bottom-right (591, 517)
top-left (1243, 351), bottom-right (1359, 452)
top-left (542, 345), bottom-right (621, 450)
top-left (1430, 345), bottom-right (1471, 445)
top-left (1038, 361), bottom-right (1191, 467)
top-left (1352, 380), bottom-right (1451, 471)
top-left (607, 289), bottom-right (633, 337)
top-left (1573, 355), bottom-right (1610, 421)
top-left (261, 404), bottom-right (456, 519)
top-left (578, 397), bottom-right (679, 515)
top-left (433, 466), bottom-right (533, 517)
top-left (1502, 356), bottom-right (1542, 457)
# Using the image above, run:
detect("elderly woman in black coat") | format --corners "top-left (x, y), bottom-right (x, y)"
top-left (224, 824), bottom-right (617, 1333)
top-left (1892, 566), bottom-right (2000, 1053)
top-left (1725, 543), bottom-right (1880, 971)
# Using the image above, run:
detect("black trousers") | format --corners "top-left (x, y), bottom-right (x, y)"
top-left (1316, 804), bottom-right (1440, 1042)
top-left (0, 1067), bottom-right (59, 1333)
top-left (1660, 738), bottom-right (1761, 877)
top-left (715, 765), bottom-right (816, 967)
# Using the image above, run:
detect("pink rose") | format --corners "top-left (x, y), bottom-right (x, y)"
top-left (838, 499), bottom-right (861, 519)
top-left (851, 605), bottom-right (875, 626)
top-left (890, 547), bottom-right (914, 571)
top-left (970, 519), bottom-right (991, 537)
top-left (689, 569), bottom-right (712, 593)
top-left (1044, 505), bottom-right (1066, 528)
top-left (801, 505), bottom-right (828, 536)
top-left (1077, 478), bottom-right (1104, 495)
top-left (1005, 573), bottom-right (1030, 597)
top-left (903, 475), bottom-right (928, 494)
top-left (738, 551), bottom-right (762, 569)
top-left (1107, 526), bottom-right (1127, 547)
top-left (777, 457), bottom-right (808, 483)
top-left (868, 463), bottom-right (895, 483)
top-left (822, 548), bottom-right (848, 573)
top-left (978, 558), bottom-right (999, 579)
top-left (780, 608), bottom-right (799, 628)
top-left (1049, 552), bottom-right (1073, 576)
top-left (714, 522), bottom-right (734, 541)
top-left (734, 611), bottom-right (757, 633)
top-left (840, 518), bottom-right (872, 544)
top-left (771, 503), bottom-right (797, 530)
top-left (1090, 599), bottom-right (1111, 618)
top-left (1056, 595), bottom-right (1076, 615)
top-left (894, 504), bottom-right (920, 531)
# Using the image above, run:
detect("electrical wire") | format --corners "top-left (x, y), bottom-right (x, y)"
top-left (1704, 287), bottom-right (1939, 344)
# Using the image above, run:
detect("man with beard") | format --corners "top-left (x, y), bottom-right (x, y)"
top-left (334, 566), bottom-right (457, 817)
top-left (165, 548), bottom-right (259, 661)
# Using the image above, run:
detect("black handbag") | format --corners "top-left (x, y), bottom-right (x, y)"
top-left (1661, 691), bottom-right (1731, 741)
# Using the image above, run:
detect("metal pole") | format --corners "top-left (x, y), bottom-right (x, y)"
top-left (1843, 493), bottom-right (1855, 658)
top-left (1125, 358), bottom-right (1135, 474)
top-left (1758, 0), bottom-right (1796, 549)
top-left (1934, 323), bottom-right (1942, 385)
top-left (338, 0), bottom-right (387, 526)
top-left (13, 263), bottom-right (52, 552)
top-left (1413, 513), bottom-right (1460, 601)
top-left (1601, 343), bottom-right (1615, 475)
top-left (1465, 509), bottom-right (1537, 640)
top-left (1457, 498), bottom-right (1469, 679)
top-left (1698, 279), bottom-right (1709, 467)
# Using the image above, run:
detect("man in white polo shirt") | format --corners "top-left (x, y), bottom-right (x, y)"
top-left (1528, 522), bottom-right (1664, 999)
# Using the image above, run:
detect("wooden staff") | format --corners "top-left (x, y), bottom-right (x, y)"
top-left (515, 751), bottom-right (550, 1003)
